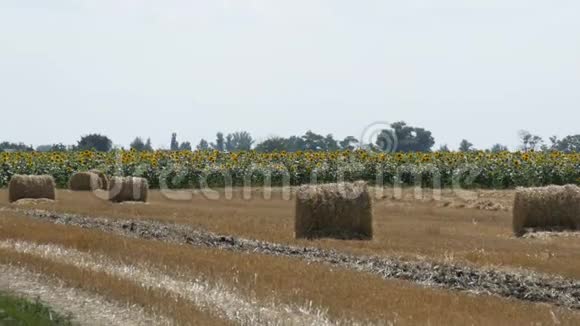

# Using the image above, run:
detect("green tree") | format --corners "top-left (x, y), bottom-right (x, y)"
top-left (144, 138), bottom-right (153, 151)
top-left (211, 132), bottom-right (225, 151)
top-left (130, 137), bottom-right (147, 151)
top-left (518, 130), bottom-right (543, 152)
top-left (490, 143), bottom-right (508, 153)
top-left (255, 137), bottom-right (289, 152)
top-left (552, 135), bottom-right (580, 153)
top-left (196, 139), bottom-right (210, 150)
top-left (376, 121), bottom-right (435, 152)
top-left (76, 134), bottom-right (112, 152)
top-left (302, 131), bottom-right (326, 151)
top-left (339, 136), bottom-right (358, 150)
top-left (170, 133), bottom-right (179, 151)
top-left (0, 142), bottom-right (33, 152)
top-left (459, 139), bottom-right (474, 152)
top-left (438, 144), bottom-right (450, 152)
top-left (179, 141), bottom-right (192, 151)
top-left (324, 134), bottom-right (339, 151)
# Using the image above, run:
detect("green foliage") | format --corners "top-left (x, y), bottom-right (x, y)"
top-left (490, 144), bottom-right (509, 153)
top-left (518, 130), bottom-right (543, 152)
top-left (196, 139), bottom-right (210, 150)
top-left (376, 121), bottom-right (435, 152)
top-left (170, 133), bottom-right (179, 151)
top-left (0, 292), bottom-right (73, 325)
top-left (0, 142), bottom-right (33, 152)
top-left (211, 132), bottom-right (225, 151)
top-left (459, 139), bottom-right (474, 152)
top-left (551, 135), bottom-right (580, 153)
top-left (76, 134), bottom-right (112, 152)
top-left (130, 137), bottom-right (151, 151)
top-left (179, 141), bottom-right (192, 151)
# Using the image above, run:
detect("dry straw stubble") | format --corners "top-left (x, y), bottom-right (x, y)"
top-left (8, 175), bottom-right (56, 203)
top-left (513, 184), bottom-right (580, 236)
top-left (295, 181), bottom-right (373, 240)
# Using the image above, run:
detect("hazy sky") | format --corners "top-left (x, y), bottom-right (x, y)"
top-left (1, 0), bottom-right (578, 150)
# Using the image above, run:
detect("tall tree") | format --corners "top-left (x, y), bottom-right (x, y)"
top-left (230, 131), bottom-right (254, 151)
top-left (0, 142), bottom-right (34, 152)
top-left (339, 136), bottom-right (358, 150)
top-left (490, 143), bottom-right (508, 153)
top-left (302, 131), bottom-right (326, 151)
top-left (144, 138), bottom-right (153, 151)
top-left (376, 121), bottom-right (435, 152)
top-left (518, 130), bottom-right (543, 152)
top-left (211, 132), bottom-right (225, 151)
top-left (170, 133), bottom-right (179, 151)
top-left (76, 134), bottom-right (112, 152)
top-left (130, 137), bottom-right (147, 151)
top-left (552, 135), bottom-right (580, 153)
top-left (255, 137), bottom-right (288, 152)
top-left (437, 144), bottom-right (450, 152)
top-left (179, 141), bottom-right (192, 151)
top-left (459, 139), bottom-right (474, 152)
top-left (196, 139), bottom-right (210, 150)
top-left (324, 134), bottom-right (339, 151)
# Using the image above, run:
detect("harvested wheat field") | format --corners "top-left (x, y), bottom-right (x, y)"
top-left (1, 187), bottom-right (580, 325)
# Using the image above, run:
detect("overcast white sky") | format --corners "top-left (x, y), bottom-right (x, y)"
top-left (1, 0), bottom-right (578, 150)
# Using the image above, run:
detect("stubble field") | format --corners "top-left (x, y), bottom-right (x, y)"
top-left (1, 188), bottom-right (580, 325)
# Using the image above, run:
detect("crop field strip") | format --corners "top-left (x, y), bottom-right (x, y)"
top-left (0, 264), bottom-right (168, 326)
top-left (3, 205), bottom-right (580, 311)
top-left (3, 189), bottom-right (580, 279)
top-left (1, 150), bottom-right (579, 189)
top-left (1, 212), bottom-right (579, 325)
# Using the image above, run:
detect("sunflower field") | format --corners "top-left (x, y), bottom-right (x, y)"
top-left (1, 150), bottom-right (579, 189)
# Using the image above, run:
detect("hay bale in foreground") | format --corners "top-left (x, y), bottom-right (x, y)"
top-left (69, 172), bottom-right (102, 191)
top-left (295, 181), bottom-right (373, 240)
top-left (8, 175), bottom-right (56, 203)
top-left (89, 170), bottom-right (109, 190)
top-left (513, 184), bottom-right (580, 236)
top-left (108, 176), bottom-right (149, 203)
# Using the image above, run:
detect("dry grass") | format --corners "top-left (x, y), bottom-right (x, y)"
top-left (0, 249), bottom-right (224, 326)
top-left (3, 188), bottom-right (580, 279)
top-left (8, 175), bottom-right (55, 203)
top-left (0, 213), bottom-right (579, 325)
top-left (513, 185), bottom-right (580, 236)
top-left (295, 181), bottom-right (372, 239)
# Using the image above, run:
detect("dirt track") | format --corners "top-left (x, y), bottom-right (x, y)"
top-left (10, 206), bottom-right (580, 310)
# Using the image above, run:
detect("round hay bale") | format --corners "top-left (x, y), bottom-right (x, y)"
top-left (8, 175), bottom-right (56, 203)
top-left (108, 176), bottom-right (149, 203)
top-left (89, 170), bottom-right (109, 190)
top-left (295, 181), bottom-right (373, 240)
top-left (69, 172), bottom-right (102, 191)
top-left (513, 184), bottom-right (580, 236)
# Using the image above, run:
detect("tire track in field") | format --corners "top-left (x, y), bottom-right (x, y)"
top-left (12, 208), bottom-right (580, 310)
top-left (0, 239), bottom-right (335, 326)
top-left (0, 264), bottom-right (169, 326)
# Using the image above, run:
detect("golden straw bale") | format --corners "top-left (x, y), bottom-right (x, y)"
top-left (69, 172), bottom-right (101, 191)
top-left (8, 175), bottom-right (56, 203)
top-left (89, 169), bottom-right (109, 190)
top-left (513, 184), bottom-right (580, 236)
top-left (295, 181), bottom-right (373, 240)
top-left (108, 176), bottom-right (149, 203)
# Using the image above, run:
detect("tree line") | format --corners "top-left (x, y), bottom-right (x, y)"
top-left (1, 121), bottom-right (579, 153)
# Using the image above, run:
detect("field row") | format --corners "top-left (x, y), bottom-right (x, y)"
top-left (1, 150), bottom-right (579, 188)
top-left (1, 209), bottom-right (580, 325)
